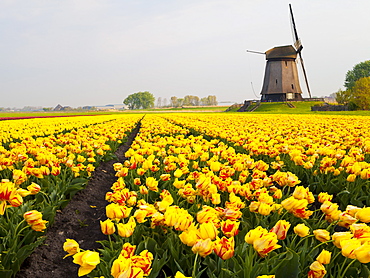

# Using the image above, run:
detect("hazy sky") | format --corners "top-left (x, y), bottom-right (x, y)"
top-left (1, 0), bottom-right (369, 108)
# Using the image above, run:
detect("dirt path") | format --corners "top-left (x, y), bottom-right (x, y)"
top-left (16, 123), bottom-right (140, 278)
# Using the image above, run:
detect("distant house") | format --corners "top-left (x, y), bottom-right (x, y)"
top-left (53, 104), bottom-right (63, 111)
top-left (95, 104), bottom-right (127, 111)
top-left (53, 104), bottom-right (72, 111)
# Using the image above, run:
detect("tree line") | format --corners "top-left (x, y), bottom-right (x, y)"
top-left (335, 60), bottom-right (370, 110)
top-left (123, 92), bottom-right (218, 110)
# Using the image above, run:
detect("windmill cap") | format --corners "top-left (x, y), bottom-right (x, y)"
top-left (265, 45), bottom-right (297, 60)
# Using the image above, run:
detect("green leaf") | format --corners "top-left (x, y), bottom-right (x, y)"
top-left (275, 249), bottom-right (300, 278)
top-left (0, 270), bottom-right (12, 278)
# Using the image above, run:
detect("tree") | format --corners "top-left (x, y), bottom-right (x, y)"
top-left (344, 60), bottom-right (370, 90)
top-left (170, 96), bottom-right (178, 107)
top-left (157, 97), bottom-right (162, 108)
top-left (335, 89), bottom-right (351, 104)
top-left (350, 77), bottom-right (370, 110)
top-left (123, 91), bottom-right (155, 110)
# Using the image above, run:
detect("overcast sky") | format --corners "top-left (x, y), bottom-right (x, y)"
top-left (1, 0), bottom-right (369, 108)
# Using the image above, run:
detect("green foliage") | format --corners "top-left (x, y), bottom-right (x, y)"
top-left (335, 88), bottom-right (351, 105)
top-left (336, 77), bottom-right (370, 110)
top-left (123, 91), bottom-right (155, 110)
top-left (350, 77), bottom-right (370, 110)
top-left (344, 60), bottom-right (370, 90)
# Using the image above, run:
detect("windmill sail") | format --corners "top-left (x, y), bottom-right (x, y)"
top-left (289, 4), bottom-right (312, 98)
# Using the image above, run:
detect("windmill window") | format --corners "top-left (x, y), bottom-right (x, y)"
top-left (291, 84), bottom-right (294, 89)
top-left (285, 61), bottom-right (288, 67)
top-left (276, 79), bottom-right (278, 84)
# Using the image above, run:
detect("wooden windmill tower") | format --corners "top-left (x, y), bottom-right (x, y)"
top-left (248, 4), bottom-right (311, 102)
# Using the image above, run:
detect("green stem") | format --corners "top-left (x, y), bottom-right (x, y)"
top-left (338, 257), bottom-right (350, 278)
top-left (108, 234), bottom-right (113, 250)
top-left (192, 252), bottom-right (199, 278)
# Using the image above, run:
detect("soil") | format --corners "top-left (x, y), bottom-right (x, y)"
top-left (15, 124), bottom-right (140, 278)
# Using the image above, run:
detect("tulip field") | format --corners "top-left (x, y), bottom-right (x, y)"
top-left (2, 113), bottom-right (370, 278)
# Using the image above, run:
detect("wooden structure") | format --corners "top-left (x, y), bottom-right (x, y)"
top-left (260, 45), bottom-right (303, 102)
top-left (248, 4), bottom-right (311, 102)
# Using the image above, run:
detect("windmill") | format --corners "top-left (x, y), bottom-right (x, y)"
top-left (247, 4), bottom-right (311, 102)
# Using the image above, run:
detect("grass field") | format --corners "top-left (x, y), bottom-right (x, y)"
top-left (2, 102), bottom-right (370, 117)
top-left (226, 101), bottom-right (370, 116)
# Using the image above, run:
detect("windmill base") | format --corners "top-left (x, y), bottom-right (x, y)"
top-left (261, 93), bottom-right (303, 102)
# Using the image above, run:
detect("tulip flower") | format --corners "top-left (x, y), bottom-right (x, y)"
top-left (332, 232), bottom-right (353, 248)
top-left (344, 205), bottom-right (361, 218)
top-left (191, 238), bottom-right (213, 257)
top-left (179, 224), bottom-right (199, 247)
top-left (120, 242), bottom-right (136, 258)
top-left (253, 232), bottom-right (281, 257)
top-left (27, 182), bottom-right (41, 194)
top-left (350, 223), bottom-right (370, 243)
top-left (316, 249), bottom-right (331, 264)
top-left (308, 261), bottom-right (326, 278)
top-left (146, 177), bottom-right (158, 192)
top-left (106, 203), bottom-right (132, 220)
top-left (174, 168), bottom-right (183, 178)
top-left (245, 226), bottom-right (269, 245)
top-left (270, 220), bottom-right (291, 240)
top-left (313, 229), bottom-right (331, 243)
top-left (355, 207), bottom-right (370, 223)
top-left (100, 219), bottom-right (116, 235)
top-left (117, 217), bottom-right (136, 238)
top-left (293, 223), bottom-right (310, 237)
top-left (174, 214), bottom-right (193, 231)
top-left (73, 250), bottom-right (100, 277)
top-left (340, 238), bottom-right (361, 259)
top-left (354, 242), bottom-right (370, 263)
top-left (0, 180), bottom-right (23, 215)
top-left (221, 219), bottom-right (240, 237)
top-left (198, 222), bottom-right (218, 240)
top-left (338, 211), bottom-right (357, 228)
top-left (24, 210), bottom-right (48, 232)
top-left (317, 192), bottom-right (332, 203)
top-left (63, 239), bottom-right (80, 258)
top-left (213, 237), bottom-right (235, 260)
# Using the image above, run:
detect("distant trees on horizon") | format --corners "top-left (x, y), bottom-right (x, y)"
top-left (157, 95), bottom-right (218, 108)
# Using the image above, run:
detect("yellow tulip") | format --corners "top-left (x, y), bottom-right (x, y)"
top-left (198, 222), bottom-right (218, 240)
top-left (213, 236), bottom-right (235, 260)
top-left (354, 242), bottom-right (370, 263)
top-left (293, 223), bottom-right (310, 237)
top-left (316, 249), bottom-right (331, 264)
top-left (191, 238), bottom-right (213, 257)
top-left (340, 238), bottom-right (361, 259)
top-left (63, 239), bottom-right (80, 258)
top-left (245, 226), bottom-right (268, 245)
top-left (308, 261), bottom-right (326, 278)
top-left (355, 207), bottom-right (370, 223)
top-left (73, 250), bottom-right (100, 277)
top-left (100, 219), bottom-right (116, 235)
top-left (313, 229), bottom-right (331, 243)
top-left (179, 225), bottom-right (199, 247)
top-left (117, 217), bottom-right (136, 238)
top-left (253, 232), bottom-right (281, 257)
top-left (270, 220), bottom-right (291, 240)
top-left (332, 232), bottom-right (353, 248)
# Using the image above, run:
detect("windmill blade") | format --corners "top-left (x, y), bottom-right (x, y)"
top-left (298, 54), bottom-right (312, 98)
top-left (289, 4), bottom-right (312, 98)
top-left (289, 4), bottom-right (302, 52)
